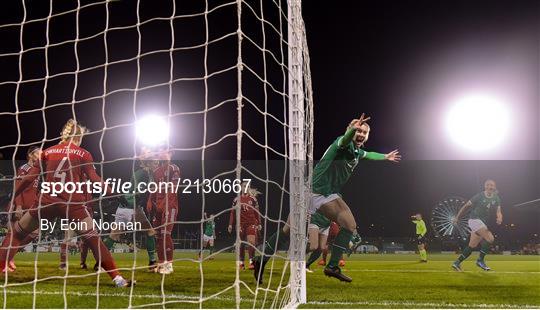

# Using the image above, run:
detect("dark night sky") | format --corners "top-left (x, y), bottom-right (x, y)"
top-left (0, 0), bottom-right (538, 239)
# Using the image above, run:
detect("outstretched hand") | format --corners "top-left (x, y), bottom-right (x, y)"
top-left (385, 149), bottom-right (401, 162)
top-left (351, 113), bottom-right (371, 130)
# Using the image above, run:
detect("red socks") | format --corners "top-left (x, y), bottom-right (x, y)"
top-left (79, 230), bottom-right (119, 279)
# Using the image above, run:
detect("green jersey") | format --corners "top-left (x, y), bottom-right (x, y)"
top-left (469, 192), bottom-right (501, 222)
top-left (204, 220), bottom-right (215, 237)
top-left (412, 219), bottom-right (427, 236)
top-left (122, 168), bottom-right (151, 209)
top-left (312, 132), bottom-right (385, 196)
top-left (310, 212), bottom-right (331, 229)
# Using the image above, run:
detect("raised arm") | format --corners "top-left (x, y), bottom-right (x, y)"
top-left (338, 113), bottom-right (371, 148)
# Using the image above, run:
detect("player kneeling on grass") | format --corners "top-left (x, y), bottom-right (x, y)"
top-left (411, 213), bottom-right (428, 262)
top-left (199, 213), bottom-right (216, 259)
top-left (452, 179), bottom-right (503, 272)
top-left (228, 182), bottom-right (262, 270)
top-left (254, 114), bottom-right (400, 283)
top-left (0, 119), bottom-right (133, 287)
top-left (146, 147), bottom-right (180, 275)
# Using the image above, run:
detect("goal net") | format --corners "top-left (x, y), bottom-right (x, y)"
top-left (0, 0), bottom-right (312, 308)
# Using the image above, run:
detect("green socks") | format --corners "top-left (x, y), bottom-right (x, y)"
top-left (209, 245), bottom-right (214, 255)
top-left (147, 235), bottom-right (157, 262)
top-left (479, 241), bottom-right (490, 261)
top-left (306, 249), bottom-right (322, 268)
top-left (419, 249), bottom-right (427, 261)
top-left (457, 246), bottom-right (473, 263)
top-left (103, 237), bottom-right (115, 250)
top-left (327, 228), bottom-right (353, 268)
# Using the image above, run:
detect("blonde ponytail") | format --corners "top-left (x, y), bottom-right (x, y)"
top-left (247, 187), bottom-right (261, 197)
top-left (60, 119), bottom-right (87, 143)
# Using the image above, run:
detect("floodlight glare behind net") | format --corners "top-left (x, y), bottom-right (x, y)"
top-left (431, 196), bottom-right (470, 238)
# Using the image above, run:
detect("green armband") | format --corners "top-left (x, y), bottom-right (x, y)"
top-left (338, 128), bottom-right (356, 148)
top-left (364, 152), bottom-right (386, 160)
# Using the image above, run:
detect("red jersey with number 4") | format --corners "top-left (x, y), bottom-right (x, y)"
top-left (14, 163), bottom-right (39, 209)
top-left (17, 142), bottom-right (103, 204)
top-left (229, 194), bottom-right (261, 226)
top-left (149, 162), bottom-right (180, 209)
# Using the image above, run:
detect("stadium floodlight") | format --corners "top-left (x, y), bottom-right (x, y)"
top-left (445, 94), bottom-right (510, 152)
top-left (135, 115), bottom-right (170, 147)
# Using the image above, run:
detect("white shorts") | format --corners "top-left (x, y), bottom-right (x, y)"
top-left (203, 234), bottom-right (214, 243)
top-left (308, 223), bottom-right (329, 236)
top-left (468, 219), bottom-right (487, 232)
top-left (310, 193), bottom-right (340, 215)
top-left (115, 208), bottom-right (135, 225)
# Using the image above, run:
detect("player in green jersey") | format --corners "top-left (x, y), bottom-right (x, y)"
top-left (102, 147), bottom-right (159, 271)
top-left (411, 213), bottom-right (428, 262)
top-left (254, 114), bottom-right (400, 283)
top-left (452, 179), bottom-right (503, 271)
top-left (200, 213), bottom-right (216, 259)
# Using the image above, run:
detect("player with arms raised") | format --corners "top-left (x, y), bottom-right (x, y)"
top-left (452, 179), bottom-right (503, 271)
top-left (255, 114), bottom-right (400, 283)
top-left (146, 147), bottom-right (180, 275)
top-left (228, 182), bottom-right (262, 270)
top-left (0, 119), bottom-right (133, 287)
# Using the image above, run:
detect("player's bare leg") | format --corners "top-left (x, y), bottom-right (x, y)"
top-left (306, 228), bottom-right (326, 271)
top-left (0, 212), bottom-right (40, 272)
top-left (318, 198), bottom-right (355, 282)
top-left (247, 234), bottom-right (257, 269)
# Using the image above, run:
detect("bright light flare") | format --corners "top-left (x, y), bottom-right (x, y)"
top-left (135, 115), bottom-right (169, 146)
top-left (445, 94), bottom-right (510, 152)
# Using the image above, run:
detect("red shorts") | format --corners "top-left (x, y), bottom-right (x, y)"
top-left (240, 223), bottom-right (258, 240)
top-left (152, 204), bottom-right (178, 235)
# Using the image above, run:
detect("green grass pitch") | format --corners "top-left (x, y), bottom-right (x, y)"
top-left (0, 252), bottom-right (538, 308)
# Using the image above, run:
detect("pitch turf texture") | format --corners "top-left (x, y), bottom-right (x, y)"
top-left (0, 253), bottom-right (538, 308)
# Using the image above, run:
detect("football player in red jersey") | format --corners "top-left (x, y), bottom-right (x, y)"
top-left (146, 147), bottom-right (180, 275)
top-left (228, 182), bottom-right (262, 270)
top-left (6, 146), bottom-right (41, 272)
top-left (0, 119), bottom-right (133, 287)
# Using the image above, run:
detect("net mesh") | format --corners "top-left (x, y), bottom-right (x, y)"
top-left (0, 0), bottom-right (312, 308)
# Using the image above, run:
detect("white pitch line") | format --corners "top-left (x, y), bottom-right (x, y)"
top-left (307, 300), bottom-right (540, 309)
top-left (342, 269), bottom-right (540, 274)
top-left (4, 290), bottom-right (538, 309)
